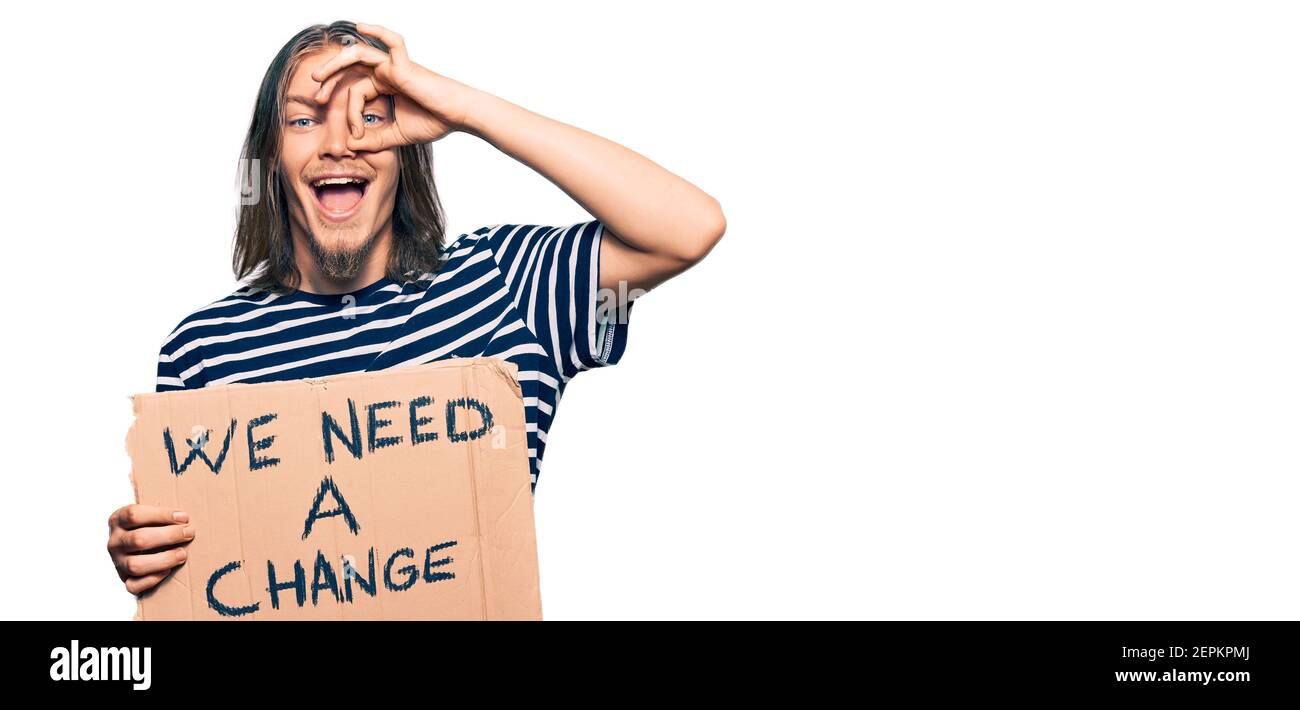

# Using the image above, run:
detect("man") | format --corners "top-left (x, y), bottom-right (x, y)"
top-left (106, 21), bottom-right (725, 597)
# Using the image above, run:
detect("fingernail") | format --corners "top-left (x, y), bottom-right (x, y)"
top-left (177, 549), bottom-right (188, 562)
top-left (183, 526), bottom-right (195, 538)
top-left (173, 511), bottom-right (189, 523)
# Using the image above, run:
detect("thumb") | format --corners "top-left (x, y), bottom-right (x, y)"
top-left (347, 125), bottom-right (402, 153)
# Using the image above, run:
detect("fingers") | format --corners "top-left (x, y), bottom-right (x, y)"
top-left (110, 504), bottom-right (187, 531)
top-left (313, 70), bottom-right (349, 105)
top-left (116, 546), bottom-right (188, 579)
top-left (355, 23), bottom-right (409, 65)
top-left (108, 504), bottom-right (194, 593)
top-left (309, 42), bottom-right (391, 86)
top-left (347, 123), bottom-right (401, 153)
top-left (125, 570), bottom-right (172, 596)
top-left (112, 522), bottom-right (196, 554)
top-left (347, 76), bottom-right (379, 139)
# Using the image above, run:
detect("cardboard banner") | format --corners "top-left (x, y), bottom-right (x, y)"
top-left (125, 357), bottom-right (542, 620)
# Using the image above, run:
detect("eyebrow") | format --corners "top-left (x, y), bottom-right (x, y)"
top-left (285, 95), bottom-right (320, 108)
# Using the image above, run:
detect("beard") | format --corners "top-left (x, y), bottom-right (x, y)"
top-left (305, 227), bottom-right (381, 281)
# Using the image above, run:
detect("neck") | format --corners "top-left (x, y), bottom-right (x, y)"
top-left (290, 220), bottom-right (394, 295)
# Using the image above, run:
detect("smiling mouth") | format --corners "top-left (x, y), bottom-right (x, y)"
top-left (309, 176), bottom-right (371, 221)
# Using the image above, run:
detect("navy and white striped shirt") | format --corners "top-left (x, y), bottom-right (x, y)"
top-left (155, 220), bottom-right (633, 491)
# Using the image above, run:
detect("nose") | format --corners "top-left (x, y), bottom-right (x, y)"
top-left (317, 101), bottom-right (356, 161)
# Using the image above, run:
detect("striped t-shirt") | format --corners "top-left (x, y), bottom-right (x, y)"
top-left (155, 220), bottom-right (633, 491)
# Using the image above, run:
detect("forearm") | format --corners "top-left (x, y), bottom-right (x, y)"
top-left (460, 89), bottom-right (725, 262)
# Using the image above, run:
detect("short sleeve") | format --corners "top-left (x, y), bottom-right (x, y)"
top-left (155, 348), bottom-right (190, 393)
top-left (480, 220), bottom-right (634, 382)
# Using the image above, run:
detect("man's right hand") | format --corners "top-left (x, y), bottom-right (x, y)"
top-left (107, 504), bottom-right (195, 595)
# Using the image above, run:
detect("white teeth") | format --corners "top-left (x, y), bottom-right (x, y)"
top-left (311, 177), bottom-right (366, 187)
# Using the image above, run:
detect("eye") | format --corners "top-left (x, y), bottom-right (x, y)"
top-left (363, 113), bottom-right (384, 125)
top-left (288, 117), bottom-right (317, 128)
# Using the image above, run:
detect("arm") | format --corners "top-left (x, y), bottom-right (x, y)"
top-left (459, 91), bottom-right (727, 293)
top-left (310, 22), bottom-right (726, 294)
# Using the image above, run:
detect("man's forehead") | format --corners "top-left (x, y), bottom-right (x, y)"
top-left (287, 47), bottom-right (362, 92)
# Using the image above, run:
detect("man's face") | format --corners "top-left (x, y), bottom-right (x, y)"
top-left (279, 47), bottom-right (399, 281)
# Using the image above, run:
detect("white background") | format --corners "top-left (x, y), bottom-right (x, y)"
top-left (1, 1), bottom-right (1296, 620)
